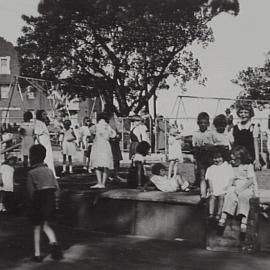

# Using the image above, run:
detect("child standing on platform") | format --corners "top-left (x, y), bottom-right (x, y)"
top-left (60, 119), bottom-right (77, 174)
top-left (0, 154), bottom-right (17, 212)
top-left (232, 103), bottom-right (261, 171)
top-left (192, 112), bottom-right (215, 200)
top-left (168, 121), bottom-right (183, 178)
top-left (217, 146), bottom-right (258, 241)
top-left (205, 146), bottom-right (234, 224)
top-left (27, 144), bottom-right (62, 262)
top-left (144, 163), bottom-right (189, 192)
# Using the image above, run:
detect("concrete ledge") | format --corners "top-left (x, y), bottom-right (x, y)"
top-left (100, 189), bottom-right (200, 205)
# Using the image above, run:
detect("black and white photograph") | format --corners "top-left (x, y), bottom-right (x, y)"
top-left (1, 0), bottom-right (270, 269)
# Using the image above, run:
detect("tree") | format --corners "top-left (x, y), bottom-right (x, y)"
top-left (17, 0), bottom-right (239, 116)
top-left (232, 53), bottom-right (270, 103)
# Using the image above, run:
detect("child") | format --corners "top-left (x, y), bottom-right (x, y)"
top-left (27, 144), bottom-right (62, 262)
top-left (127, 141), bottom-right (151, 189)
top-left (19, 111), bottom-right (35, 167)
top-left (0, 154), bottom-right (17, 212)
top-left (59, 119), bottom-right (77, 174)
top-left (192, 112), bottom-right (215, 199)
top-left (205, 146), bottom-right (234, 224)
top-left (168, 121), bottom-right (183, 178)
top-left (143, 163), bottom-right (189, 192)
top-left (232, 103), bottom-right (261, 171)
top-left (211, 114), bottom-right (234, 149)
top-left (217, 146), bottom-right (258, 241)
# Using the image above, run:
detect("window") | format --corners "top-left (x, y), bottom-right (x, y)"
top-left (0, 56), bottom-right (11, 74)
top-left (0, 85), bottom-right (10, 99)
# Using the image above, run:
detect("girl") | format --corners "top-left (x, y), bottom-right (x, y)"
top-left (60, 119), bottom-right (77, 174)
top-left (89, 113), bottom-right (116, 188)
top-left (34, 110), bottom-right (57, 178)
top-left (20, 111), bottom-right (35, 167)
top-left (168, 121), bottom-right (183, 179)
top-left (232, 103), bottom-right (261, 171)
top-left (144, 163), bottom-right (189, 192)
top-left (127, 141), bottom-right (151, 189)
top-left (80, 117), bottom-right (92, 170)
top-left (0, 154), bottom-right (17, 212)
top-left (217, 146), bottom-right (258, 241)
top-left (205, 146), bottom-right (234, 224)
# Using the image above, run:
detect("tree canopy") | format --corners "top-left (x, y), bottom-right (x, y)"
top-left (232, 53), bottom-right (270, 103)
top-left (17, 0), bottom-right (239, 116)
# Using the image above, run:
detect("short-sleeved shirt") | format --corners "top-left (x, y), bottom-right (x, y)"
top-left (0, 164), bottom-right (14, 192)
top-left (211, 130), bottom-right (234, 148)
top-left (150, 175), bottom-right (178, 192)
top-left (205, 161), bottom-right (234, 196)
top-left (192, 129), bottom-right (214, 147)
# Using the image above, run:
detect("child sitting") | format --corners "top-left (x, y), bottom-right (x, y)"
top-left (143, 163), bottom-right (189, 192)
top-left (0, 154), bottom-right (17, 212)
top-left (217, 145), bottom-right (258, 241)
top-left (127, 141), bottom-right (151, 189)
top-left (205, 146), bottom-right (234, 225)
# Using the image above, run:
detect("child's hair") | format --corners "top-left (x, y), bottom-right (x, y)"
top-left (63, 119), bottom-right (72, 127)
top-left (197, 112), bottom-right (210, 122)
top-left (23, 111), bottom-right (33, 122)
top-left (36, 110), bottom-right (45, 121)
top-left (29, 144), bottom-right (46, 164)
top-left (231, 145), bottom-right (253, 164)
top-left (210, 146), bottom-right (228, 161)
top-left (151, 163), bottom-right (166, 175)
top-left (136, 141), bottom-right (151, 156)
top-left (83, 116), bottom-right (90, 125)
top-left (236, 103), bottom-right (254, 118)
top-left (97, 112), bottom-right (109, 123)
top-left (213, 114), bottom-right (227, 128)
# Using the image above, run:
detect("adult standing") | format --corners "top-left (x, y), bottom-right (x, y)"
top-left (89, 113), bottom-right (116, 188)
top-left (34, 110), bottom-right (57, 177)
top-left (19, 111), bottom-right (35, 167)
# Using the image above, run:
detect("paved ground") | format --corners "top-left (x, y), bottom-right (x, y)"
top-left (1, 214), bottom-right (270, 270)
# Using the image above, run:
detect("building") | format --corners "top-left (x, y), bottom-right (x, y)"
top-left (0, 36), bottom-right (101, 126)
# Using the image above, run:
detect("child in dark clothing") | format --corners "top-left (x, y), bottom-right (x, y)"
top-left (27, 144), bottom-right (63, 262)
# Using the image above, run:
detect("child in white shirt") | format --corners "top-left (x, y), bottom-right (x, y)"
top-left (0, 154), bottom-right (17, 212)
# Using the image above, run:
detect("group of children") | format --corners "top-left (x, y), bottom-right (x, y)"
top-left (134, 103), bottom-right (260, 241)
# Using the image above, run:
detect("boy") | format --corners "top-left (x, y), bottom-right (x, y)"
top-left (192, 112), bottom-right (214, 200)
top-left (27, 144), bottom-right (63, 262)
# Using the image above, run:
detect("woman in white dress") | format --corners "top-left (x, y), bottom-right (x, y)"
top-left (34, 110), bottom-right (57, 177)
top-left (20, 111), bottom-right (35, 167)
top-left (90, 113), bottom-right (116, 188)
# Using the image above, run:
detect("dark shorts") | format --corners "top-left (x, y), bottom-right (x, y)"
top-left (30, 189), bottom-right (56, 226)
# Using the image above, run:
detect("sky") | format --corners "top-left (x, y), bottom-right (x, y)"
top-left (1, 0), bottom-right (270, 120)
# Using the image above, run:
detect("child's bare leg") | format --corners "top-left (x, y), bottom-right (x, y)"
top-left (102, 168), bottom-right (109, 186)
top-left (68, 156), bottom-right (73, 173)
top-left (173, 161), bottom-right (179, 177)
top-left (34, 225), bottom-right (41, 256)
top-left (209, 195), bottom-right (216, 217)
top-left (176, 175), bottom-right (189, 191)
top-left (62, 154), bottom-right (67, 172)
top-left (217, 195), bottom-right (225, 219)
top-left (168, 160), bottom-right (174, 178)
top-left (240, 216), bottom-right (248, 232)
top-left (43, 221), bottom-right (57, 244)
top-left (95, 169), bottom-right (102, 185)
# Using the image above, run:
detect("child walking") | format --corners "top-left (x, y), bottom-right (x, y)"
top-left (217, 146), bottom-right (258, 241)
top-left (60, 119), bottom-right (77, 174)
top-left (27, 144), bottom-right (62, 262)
top-left (143, 163), bottom-right (189, 192)
top-left (168, 121), bottom-right (183, 178)
top-left (205, 146), bottom-right (234, 224)
top-left (0, 154), bottom-right (17, 212)
top-left (192, 112), bottom-right (215, 200)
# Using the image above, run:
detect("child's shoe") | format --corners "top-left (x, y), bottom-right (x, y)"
top-left (50, 243), bottom-right (63, 260)
top-left (216, 218), bottom-right (226, 236)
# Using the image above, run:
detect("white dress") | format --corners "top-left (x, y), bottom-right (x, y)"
top-left (0, 164), bottom-right (14, 192)
top-left (61, 128), bottom-right (76, 156)
top-left (34, 120), bottom-right (56, 177)
top-left (90, 120), bottom-right (116, 169)
top-left (20, 122), bottom-right (35, 156)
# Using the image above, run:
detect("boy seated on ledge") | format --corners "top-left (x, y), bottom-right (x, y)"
top-left (142, 163), bottom-right (190, 192)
